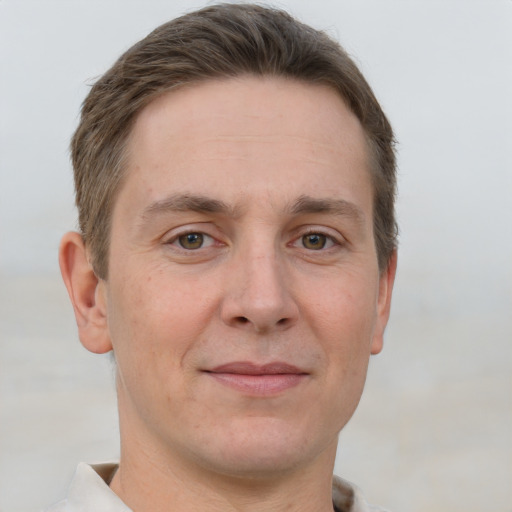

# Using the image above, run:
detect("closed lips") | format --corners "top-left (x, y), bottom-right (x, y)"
top-left (207, 361), bottom-right (308, 375)
top-left (204, 362), bottom-right (308, 395)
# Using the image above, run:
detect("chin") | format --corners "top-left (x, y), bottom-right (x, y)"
top-left (190, 418), bottom-right (337, 480)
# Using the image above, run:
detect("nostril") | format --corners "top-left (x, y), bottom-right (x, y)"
top-left (236, 316), bottom-right (249, 324)
top-left (277, 318), bottom-right (288, 325)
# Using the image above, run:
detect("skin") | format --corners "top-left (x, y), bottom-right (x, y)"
top-left (60, 76), bottom-right (396, 512)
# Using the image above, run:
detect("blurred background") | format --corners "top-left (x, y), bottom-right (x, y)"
top-left (0, 1), bottom-right (510, 511)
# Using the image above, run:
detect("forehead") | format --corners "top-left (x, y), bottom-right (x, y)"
top-left (121, 76), bottom-right (371, 214)
top-left (131, 76), bottom-right (366, 155)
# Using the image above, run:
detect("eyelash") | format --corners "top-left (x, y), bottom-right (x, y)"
top-left (165, 231), bottom-right (218, 251)
top-left (291, 229), bottom-right (342, 251)
top-left (164, 227), bottom-right (342, 254)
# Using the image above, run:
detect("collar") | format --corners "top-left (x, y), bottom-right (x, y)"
top-left (52, 462), bottom-right (387, 512)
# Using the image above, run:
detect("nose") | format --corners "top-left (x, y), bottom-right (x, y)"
top-left (220, 247), bottom-right (299, 333)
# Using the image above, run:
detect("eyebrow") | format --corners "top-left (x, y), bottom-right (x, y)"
top-left (140, 193), bottom-right (365, 224)
top-left (141, 194), bottom-right (241, 220)
top-left (290, 195), bottom-right (366, 224)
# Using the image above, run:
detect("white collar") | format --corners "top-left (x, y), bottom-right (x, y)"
top-left (50, 462), bottom-right (387, 512)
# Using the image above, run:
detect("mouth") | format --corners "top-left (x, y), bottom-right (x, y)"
top-left (204, 362), bottom-right (308, 395)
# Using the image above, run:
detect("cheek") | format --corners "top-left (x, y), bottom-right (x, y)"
top-left (311, 291), bottom-right (376, 431)
top-left (305, 270), bottom-right (379, 347)
top-left (304, 269), bottom-right (379, 411)
top-left (107, 266), bottom-right (219, 373)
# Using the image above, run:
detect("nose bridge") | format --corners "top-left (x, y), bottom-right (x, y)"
top-left (221, 231), bottom-right (298, 332)
top-left (245, 245), bottom-right (285, 305)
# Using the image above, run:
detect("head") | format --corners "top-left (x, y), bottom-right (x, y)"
top-left (60, 3), bottom-right (398, 491)
top-left (71, 3), bottom-right (397, 280)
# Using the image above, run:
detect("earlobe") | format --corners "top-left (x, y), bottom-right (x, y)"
top-left (370, 249), bottom-right (398, 355)
top-left (59, 232), bottom-right (113, 354)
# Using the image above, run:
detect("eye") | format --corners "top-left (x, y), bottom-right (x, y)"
top-left (174, 232), bottom-right (214, 250)
top-left (302, 233), bottom-right (326, 250)
top-left (300, 232), bottom-right (336, 250)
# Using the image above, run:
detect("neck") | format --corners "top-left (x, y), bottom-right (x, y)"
top-left (110, 432), bottom-right (338, 512)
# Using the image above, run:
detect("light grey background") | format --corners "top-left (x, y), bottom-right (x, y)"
top-left (1, 1), bottom-right (511, 511)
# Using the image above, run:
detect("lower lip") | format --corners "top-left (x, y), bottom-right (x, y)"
top-left (207, 372), bottom-right (306, 395)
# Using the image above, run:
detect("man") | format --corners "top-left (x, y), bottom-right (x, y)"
top-left (53, 3), bottom-right (397, 511)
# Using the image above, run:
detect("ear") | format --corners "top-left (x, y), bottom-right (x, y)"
top-left (59, 232), bottom-right (112, 354)
top-left (370, 249), bottom-right (397, 355)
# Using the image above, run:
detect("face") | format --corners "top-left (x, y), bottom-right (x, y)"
top-left (100, 76), bottom-right (394, 478)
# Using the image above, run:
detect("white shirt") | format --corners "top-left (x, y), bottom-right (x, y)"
top-left (46, 462), bottom-right (389, 512)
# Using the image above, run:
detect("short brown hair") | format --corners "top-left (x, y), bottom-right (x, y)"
top-left (72, 3), bottom-right (397, 278)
